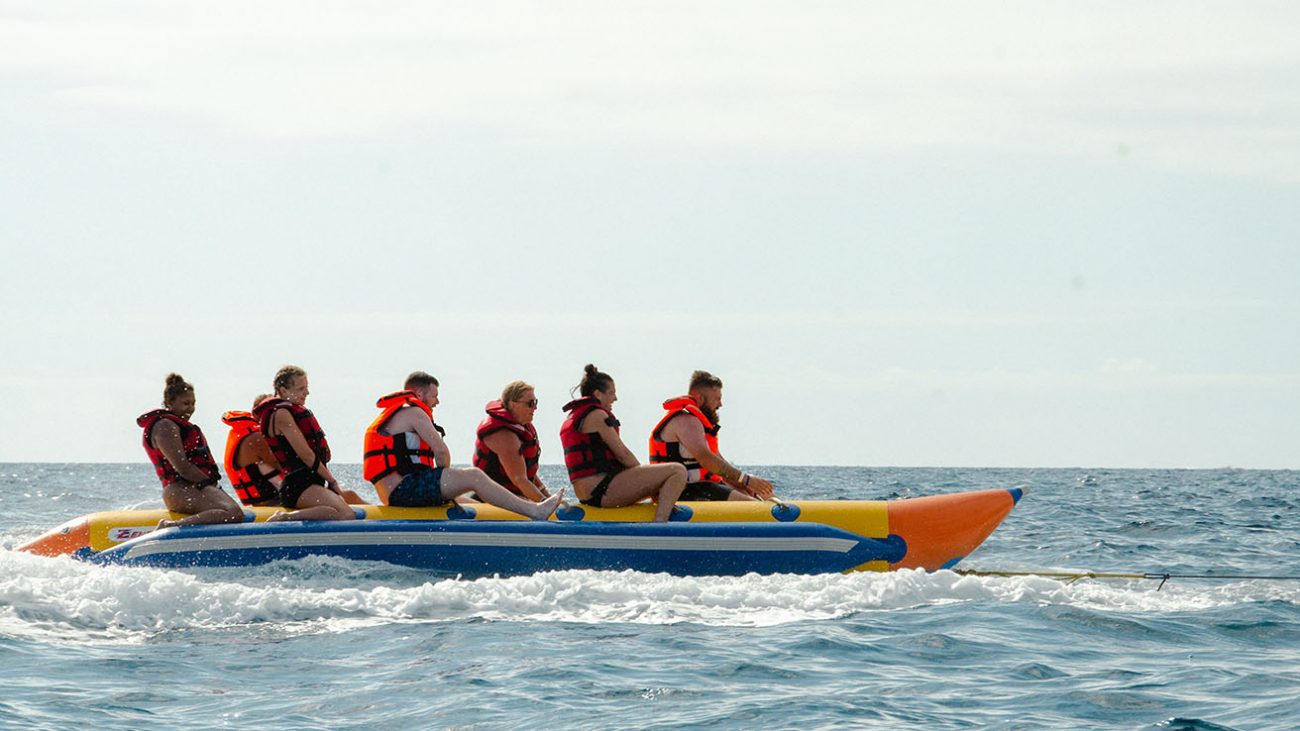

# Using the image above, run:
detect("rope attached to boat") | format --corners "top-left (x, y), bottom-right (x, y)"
top-left (954, 569), bottom-right (1300, 591)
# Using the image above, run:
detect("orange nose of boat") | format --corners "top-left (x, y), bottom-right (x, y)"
top-left (17, 516), bottom-right (91, 557)
top-left (887, 487), bottom-right (1026, 571)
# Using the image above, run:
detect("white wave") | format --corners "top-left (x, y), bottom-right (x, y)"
top-left (2, 550), bottom-right (1296, 644)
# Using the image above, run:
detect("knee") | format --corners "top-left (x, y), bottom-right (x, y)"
top-left (222, 507), bottom-right (244, 524)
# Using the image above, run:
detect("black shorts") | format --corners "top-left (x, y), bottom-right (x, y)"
top-left (280, 469), bottom-right (327, 509)
top-left (680, 481), bottom-right (734, 501)
top-left (388, 467), bottom-right (449, 507)
top-left (579, 472), bottom-right (617, 508)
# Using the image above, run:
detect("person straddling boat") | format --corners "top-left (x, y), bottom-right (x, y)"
top-left (138, 373), bottom-right (244, 529)
top-left (225, 394), bottom-right (366, 508)
top-left (364, 371), bottom-right (563, 519)
top-left (252, 365), bottom-right (355, 522)
top-left (473, 381), bottom-right (553, 500)
top-left (648, 370), bottom-right (775, 501)
top-left (560, 364), bottom-right (687, 521)
top-left (221, 396), bottom-right (283, 507)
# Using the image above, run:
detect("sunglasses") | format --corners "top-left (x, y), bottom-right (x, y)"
top-left (516, 398), bottom-right (539, 408)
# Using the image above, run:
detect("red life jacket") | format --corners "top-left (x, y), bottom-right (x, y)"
top-left (560, 396), bottom-right (624, 481)
top-left (362, 390), bottom-right (444, 483)
top-left (648, 395), bottom-right (723, 483)
top-left (221, 410), bottom-right (281, 505)
top-left (473, 400), bottom-right (540, 493)
top-left (252, 398), bottom-right (331, 476)
top-left (137, 409), bottom-right (220, 487)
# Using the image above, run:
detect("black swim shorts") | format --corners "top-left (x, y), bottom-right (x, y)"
top-left (280, 468), bottom-right (327, 509)
top-left (388, 467), bottom-right (449, 507)
top-left (679, 480), bottom-right (734, 501)
top-left (579, 472), bottom-right (617, 508)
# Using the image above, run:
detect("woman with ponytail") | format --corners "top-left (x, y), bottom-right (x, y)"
top-left (252, 365), bottom-right (355, 522)
top-left (137, 373), bottom-right (244, 529)
top-left (559, 364), bottom-right (687, 522)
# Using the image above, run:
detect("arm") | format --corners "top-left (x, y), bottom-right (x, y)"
top-left (273, 409), bottom-right (341, 492)
top-left (587, 411), bottom-right (639, 469)
top-left (675, 418), bottom-right (774, 499)
top-left (248, 434), bottom-right (281, 472)
top-left (247, 434), bottom-right (284, 487)
top-left (482, 430), bottom-right (548, 500)
top-left (152, 420), bottom-right (215, 484)
top-left (406, 408), bottom-right (453, 468)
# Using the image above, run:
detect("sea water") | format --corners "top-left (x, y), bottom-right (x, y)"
top-left (1, 465), bottom-right (1297, 730)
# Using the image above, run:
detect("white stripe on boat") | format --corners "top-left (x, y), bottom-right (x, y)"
top-left (121, 531), bottom-right (861, 560)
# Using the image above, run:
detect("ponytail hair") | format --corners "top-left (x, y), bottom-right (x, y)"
top-left (162, 373), bottom-right (194, 406)
top-left (273, 365), bottom-right (306, 395)
top-left (576, 363), bottom-right (613, 397)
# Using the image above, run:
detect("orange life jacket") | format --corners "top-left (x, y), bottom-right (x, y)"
top-left (252, 398), bottom-right (332, 476)
top-left (473, 400), bottom-right (540, 493)
top-left (560, 396), bottom-right (623, 481)
top-left (648, 395), bottom-right (723, 483)
top-left (137, 409), bottom-right (220, 487)
top-left (221, 410), bottom-right (280, 505)
top-left (362, 390), bottom-right (444, 483)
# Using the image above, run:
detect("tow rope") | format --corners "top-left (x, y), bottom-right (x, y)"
top-left (954, 569), bottom-right (1300, 591)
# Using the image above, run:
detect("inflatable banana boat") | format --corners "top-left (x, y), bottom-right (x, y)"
top-left (18, 487), bottom-right (1026, 577)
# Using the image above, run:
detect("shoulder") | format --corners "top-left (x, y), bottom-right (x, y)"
top-left (152, 417), bottom-right (181, 438)
top-left (483, 428), bottom-right (523, 448)
top-left (668, 411), bottom-right (703, 433)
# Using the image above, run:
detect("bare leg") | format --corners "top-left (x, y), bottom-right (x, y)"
top-left (439, 467), bottom-right (562, 520)
top-left (726, 488), bottom-right (759, 501)
top-left (340, 489), bottom-right (368, 505)
top-left (597, 464), bottom-right (688, 522)
top-left (266, 485), bottom-right (356, 522)
top-left (159, 483), bottom-right (244, 528)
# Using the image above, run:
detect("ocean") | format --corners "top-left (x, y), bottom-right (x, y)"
top-left (2, 465), bottom-right (1297, 730)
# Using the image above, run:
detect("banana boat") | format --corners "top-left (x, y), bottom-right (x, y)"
top-left (18, 487), bottom-right (1026, 577)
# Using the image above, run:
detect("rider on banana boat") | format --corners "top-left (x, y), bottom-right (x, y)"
top-left (560, 364), bottom-right (686, 521)
top-left (363, 371), bottom-right (562, 519)
top-left (138, 373), bottom-right (243, 529)
top-left (253, 365), bottom-right (354, 522)
top-left (648, 370), bottom-right (775, 501)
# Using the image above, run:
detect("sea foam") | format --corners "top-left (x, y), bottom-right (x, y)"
top-left (3, 549), bottom-right (1295, 645)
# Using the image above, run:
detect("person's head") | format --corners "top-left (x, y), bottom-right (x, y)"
top-left (273, 365), bottom-right (309, 406)
top-left (162, 373), bottom-right (196, 419)
top-left (688, 370), bottom-right (723, 423)
top-left (252, 393), bottom-right (272, 410)
top-left (405, 371), bottom-right (440, 408)
top-left (576, 364), bottom-right (616, 409)
top-left (502, 380), bottom-right (538, 424)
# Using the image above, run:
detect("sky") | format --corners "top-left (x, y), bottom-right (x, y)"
top-left (1, 1), bottom-right (1297, 468)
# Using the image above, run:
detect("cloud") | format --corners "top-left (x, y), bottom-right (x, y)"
top-left (3, 2), bottom-right (1299, 179)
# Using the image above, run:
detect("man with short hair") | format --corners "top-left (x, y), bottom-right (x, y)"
top-left (362, 371), bottom-right (563, 519)
top-left (648, 370), bottom-right (775, 501)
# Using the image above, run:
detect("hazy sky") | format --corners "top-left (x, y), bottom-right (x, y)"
top-left (2, 1), bottom-right (1297, 468)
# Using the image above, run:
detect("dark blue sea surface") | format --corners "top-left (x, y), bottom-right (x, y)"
top-left (2, 465), bottom-right (1297, 730)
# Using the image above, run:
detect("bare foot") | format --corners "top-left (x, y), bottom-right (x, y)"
top-left (156, 518), bottom-right (180, 529)
top-left (264, 511), bottom-right (292, 523)
top-left (529, 490), bottom-right (564, 520)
